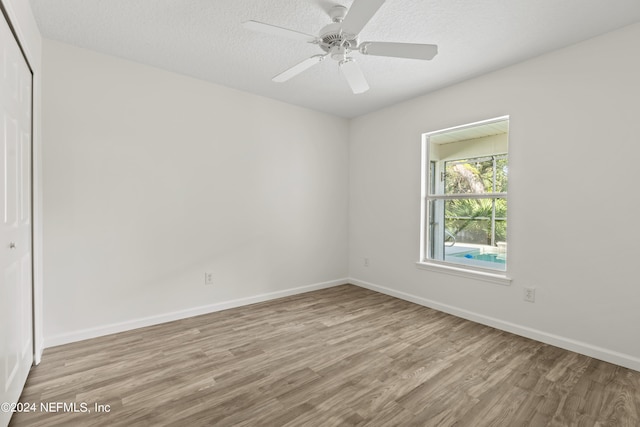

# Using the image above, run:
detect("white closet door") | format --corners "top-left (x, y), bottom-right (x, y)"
top-left (0, 9), bottom-right (33, 427)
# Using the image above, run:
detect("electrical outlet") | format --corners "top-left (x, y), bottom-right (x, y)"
top-left (523, 287), bottom-right (535, 303)
top-left (205, 272), bottom-right (214, 285)
top-left (364, 258), bottom-right (369, 267)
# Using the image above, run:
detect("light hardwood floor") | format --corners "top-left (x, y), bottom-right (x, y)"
top-left (10, 285), bottom-right (640, 426)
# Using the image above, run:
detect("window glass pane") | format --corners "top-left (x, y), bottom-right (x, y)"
top-left (440, 198), bottom-right (507, 271)
top-left (495, 198), bottom-right (507, 242)
top-left (444, 198), bottom-right (507, 244)
top-left (495, 156), bottom-right (508, 193)
top-left (445, 199), bottom-right (492, 244)
top-left (429, 161), bottom-right (436, 194)
top-left (444, 244), bottom-right (507, 271)
top-left (445, 156), bottom-right (494, 194)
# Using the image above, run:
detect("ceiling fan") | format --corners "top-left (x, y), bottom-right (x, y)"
top-left (243, 0), bottom-right (438, 94)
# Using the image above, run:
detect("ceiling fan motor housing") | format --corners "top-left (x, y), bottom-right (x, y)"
top-left (319, 22), bottom-right (358, 54)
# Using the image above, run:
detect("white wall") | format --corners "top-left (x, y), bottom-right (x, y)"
top-left (1, 0), bottom-right (43, 363)
top-left (42, 40), bottom-right (349, 345)
top-left (349, 23), bottom-right (640, 371)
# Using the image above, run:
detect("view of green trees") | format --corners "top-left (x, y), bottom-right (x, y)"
top-left (444, 155), bottom-right (507, 246)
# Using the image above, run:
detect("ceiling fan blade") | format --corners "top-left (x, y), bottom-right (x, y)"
top-left (340, 0), bottom-right (386, 38)
top-left (360, 42), bottom-right (438, 60)
top-left (339, 58), bottom-right (369, 94)
top-left (272, 55), bottom-right (326, 82)
top-left (243, 20), bottom-right (318, 43)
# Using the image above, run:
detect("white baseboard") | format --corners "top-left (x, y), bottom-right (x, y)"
top-left (45, 278), bottom-right (348, 348)
top-left (350, 277), bottom-right (640, 372)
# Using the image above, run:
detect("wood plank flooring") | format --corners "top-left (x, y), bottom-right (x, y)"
top-left (9, 285), bottom-right (640, 426)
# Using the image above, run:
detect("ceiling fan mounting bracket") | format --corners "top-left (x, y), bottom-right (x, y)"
top-left (328, 5), bottom-right (348, 23)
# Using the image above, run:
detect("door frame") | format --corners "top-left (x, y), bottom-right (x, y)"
top-left (0, 0), bottom-right (37, 365)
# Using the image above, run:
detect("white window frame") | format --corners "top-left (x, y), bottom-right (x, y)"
top-left (417, 116), bottom-right (512, 285)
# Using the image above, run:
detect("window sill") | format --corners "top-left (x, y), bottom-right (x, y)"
top-left (415, 261), bottom-right (512, 286)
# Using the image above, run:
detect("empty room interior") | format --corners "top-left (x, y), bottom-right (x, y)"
top-left (2, 0), bottom-right (640, 425)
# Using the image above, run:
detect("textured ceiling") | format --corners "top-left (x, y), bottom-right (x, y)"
top-left (31, 0), bottom-right (640, 118)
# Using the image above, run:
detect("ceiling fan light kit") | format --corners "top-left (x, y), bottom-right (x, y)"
top-left (243, 0), bottom-right (438, 94)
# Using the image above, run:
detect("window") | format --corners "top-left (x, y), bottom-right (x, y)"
top-left (420, 117), bottom-right (509, 275)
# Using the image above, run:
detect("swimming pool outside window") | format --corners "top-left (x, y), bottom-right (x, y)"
top-left (420, 117), bottom-right (509, 275)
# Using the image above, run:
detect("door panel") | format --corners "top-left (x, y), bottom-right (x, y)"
top-left (3, 263), bottom-right (19, 388)
top-left (21, 131), bottom-right (30, 224)
top-left (1, 9), bottom-right (33, 427)
top-left (4, 116), bottom-right (18, 225)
